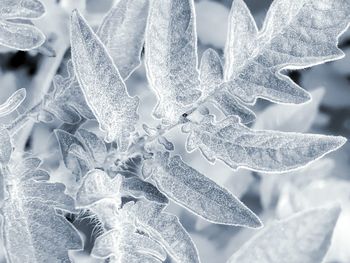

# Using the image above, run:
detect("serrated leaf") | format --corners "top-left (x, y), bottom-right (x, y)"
top-left (77, 129), bottom-right (107, 166)
top-left (0, 88), bottom-right (26, 117)
top-left (123, 200), bottom-right (200, 263)
top-left (222, 0), bottom-right (350, 104)
top-left (185, 115), bottom-right (346, 173)
top-left (92, 223), bottom-right (166, 262)
top-left (145, 0), bottom-right (201, 124)
top-left (228, 206), bottom-right (341, 263)
top-left (70, 10), bottom-right (139, 143)
top-left (0, 20), bottom-right (45, 50)
top-left (0, 129), bottom-right (12, 166)
top-left (143, 152), bottom-right (261, 228)
top-left (254, 88), bottom-right (325, 132)
top-left (0, 0), bottom-right (45, 19)
top-left (76, 169), bottom-right (122, 208)
top-left (2, 161), bottom-right (82, 263)
top-left (121, 176), bottom-right (168, 204)
top-left (97, 0), bottom-right (149, 80)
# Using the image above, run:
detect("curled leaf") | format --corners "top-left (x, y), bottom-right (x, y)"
top-left (0, 88), bottom-right (26, 117)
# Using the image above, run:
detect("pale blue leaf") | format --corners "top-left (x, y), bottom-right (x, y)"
top-left (0, 0), bottom-right (45, 19)
top-left (0, 88), bottom-right (26, 117)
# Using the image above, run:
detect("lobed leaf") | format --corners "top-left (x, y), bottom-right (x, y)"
top-left (0, 19), bottom-right (45, 50)
top-left (97, 0), bottom-right (149, 80)
top-left (222, 0), bottom-right (350, 104)
top-left (123, 200), bottom-right (200, 263)
top-left (70, 10), bottom-right (139, 144)
top-left (145, 0), bottom-right (201, 124)
top-left (0, 88), bottom-right (26, 117)
top-left (184, 115), bottom-right (346, 173)
top-left (228, 206), bottom-right (341, 263)
top-left (0, 0), bottom-right (45, 19)
top-left (143, 151), bottom-right (262, 228)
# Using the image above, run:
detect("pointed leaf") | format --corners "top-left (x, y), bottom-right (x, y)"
top-left (0, 20), bottom-right (45, 50)
top-left (145, 0), bottom-right (201, 124)
top-left (143, 152), bottom-right (262, 227)
top-left (0, 0), bottom-right (45, 19)
top-left (0, 88), bottom-right (26, 117)
top-left (123, 200), bottom-right (200, 263)
top-left (185, 115), bottom-right (346, 173)
top-left (228, 206), bottom-right (341, 263)
top-left (97, 0), bottom-right (149, 80)
top-left (70, 10), bottom-right (139, 143)
top-left (77, 129), bottom-right (107, 166)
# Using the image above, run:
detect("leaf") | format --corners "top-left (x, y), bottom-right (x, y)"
top-left (227, 206), bottom-right (341, 263)
top-left (0, 0), bottom-right (45, 19)
top-left (92, 223), bottom-right (166, 263)
top-left (0, 129), bottom-right (11, 166)
top-left (123, 200), bottom-right (200, 263)
top-left (121, 176), bottom-right (168, 204)
top-left (0, 88), bottom-right (26, 117)
top-left (143, 151), bottom-right (262, 227)
top-left (145, 0), bottom-right (201, 124)
top-left (97, 0), bottom-right (149, 80)
top-left (2, 160), bottom-right (82, 263)
top-left (254, 88), bottom-right (325, 132)
top-left (77, 129), bottom-right (107, 166)
top-left (184, 115), bottom-right (346, 173)
top-left (76, 169), bottom-right (122, 208)
top-left (222, 0), bottom-right (350, 104)
top-left (70, 10), bottom-right (139, 143)
top-left (0, 20), bottom-right (45, 50)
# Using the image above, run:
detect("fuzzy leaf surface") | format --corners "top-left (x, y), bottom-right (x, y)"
top-left (97, 0), bottom-right (149, 80)
top-left (184, 115), bottom-right (346, 172)
top-left (70, 10), bottom-right (139, 143)
top-left (0, 88), bottom-right (26, 117)
top-left (223, 0), bottom-right (350, 104)
top-left (228, 206), bottom-right (341, 263)
top-left (145, 0), bottom-right (201, 124)
top-left (143, 152), bottom-right (261, 227)
top-left (0, 0), bottom-right (45, 19)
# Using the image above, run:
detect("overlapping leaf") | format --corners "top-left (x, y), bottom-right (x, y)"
top-left (70, 10), bottom-right (139, 144)
top-left (184, 115), bottom-right (346, 173)
top-left (0, 88), bottom-right (26, 117)
top-left (143, 151), bottom-right (261, 227)
top-left (145, 0), bottom-right (201, 124)
top-left (97, 0), bottom-right (149, 80)
top-left (222, 0), bottom-right (350, 104)
top-left (228, 206), bottom-right (340, 263)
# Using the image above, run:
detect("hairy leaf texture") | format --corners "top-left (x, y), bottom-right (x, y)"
top-left (145, 0), bottom-right (201, 124)
top-left (0, 19), bottom-right (45, 50)
top-left (199, 48), bottom-right (256, 123)
top-left (70, 10), bottom-right (139, 144)
top-left (0, 129), bottom-right (12, 166)
top-left (184, 115), bottom-right (346, 173)
top-left (227, 206), bottom-right (341, 263)
top-left (121, 176), bottom-right (168, 204)
top-left (97, 0), bottom-right (149, 80)
top-left (223, 0), bottom-right (350, 104)
top-left (0, 88), bottom-right (26, 117)
top-left (2, 157), bottom-right (82, 263)
top-left (123, 200), bottom-right (200, 263)
top-left (143, 151), bottom-right (262, 227)
top-left (92, 223), bottom-right (166, 263)
top-left (0, 0), bottom-right (45, 19)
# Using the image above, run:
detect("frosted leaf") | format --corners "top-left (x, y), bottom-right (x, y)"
top-left (0, 0), bottom-right (45, 19)
top-left (97, 0), bottom-right (149, 80)
top-left (92, 224), bottom-right (166, 262)
top-left (228, 206), bottom-right (341, 263)
top-left (76, 169), bottom-right (122, 208)
top-left (70, 10), bottom-right (139, 143)
top-left (121, 176), bottom-right (168, 204)
top-left (0, 20), bottom-right (45, 50)
top-left (212, 90), bottom-right (256, 124)
top-left (123, 200), bottom-right (200, 263)
top-left (0, 88), bottom-right (26, 117)
top-left (143, 152), bottom-right (262, 227)
top-left (254, 88), bottom-right (325, 132)
top-left (223, 0), bottom-right (350, 104)
top-left (0, 129), bottom-right (11, 166)
top-left (145, 0), bottom-right (201, 124)
top-left (3, 163), bottom-right (82, 263)
top-left (157, 135), bottom-right (174, 151)
top-left (47, 103), bottom-right (81, 124)
top-left (77, 129), bottom-right (107, 166)
top-left (185, 115), bottom-right (346, 173)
